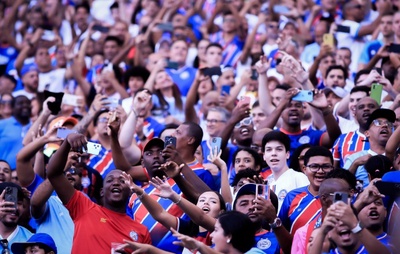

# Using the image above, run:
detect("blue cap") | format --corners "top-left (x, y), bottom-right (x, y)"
top-left (11, 233), bottom-right (57, 254)
top-left (20, 63), bottom-right (38, 77)
top-left (382, 171), bottom-right (400, 183)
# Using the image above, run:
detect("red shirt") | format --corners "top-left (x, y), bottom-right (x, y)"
top-left (66, 191), bottom-right (152, 254)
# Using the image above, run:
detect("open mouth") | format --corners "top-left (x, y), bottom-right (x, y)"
top-left (111, 188), bottom-right (121, 194)
top-left (314, 174), bottom-right (325, 182)
top-left (202, 206), bottom-right (210, 213)
top-left (339, 230), bottom-right (351, 240)
top-left (270, 159), bottom-right (279, 163)
top-left (368, 210), bottom-right (380, 219)
top-left (380, 129), bottom-right (389, 135)
top-left (240, 128), bottom-right (250, 135)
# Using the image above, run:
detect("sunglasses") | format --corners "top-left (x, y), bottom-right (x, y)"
top-left (371, 119), bottom-right (393, 128)
top-left (235, 117), bottom-right (252, 128)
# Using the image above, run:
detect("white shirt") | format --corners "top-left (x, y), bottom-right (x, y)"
top-left (267, 168), bottom-right (310, 212)
top-left (38, 68), bottom-right (66, 93)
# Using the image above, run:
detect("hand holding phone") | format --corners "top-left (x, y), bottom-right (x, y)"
top-left (292, 90), bottom-right (313, 102)
top-left (221, 85), bottom-right (231, 96)
top-left (165, 136), bottom-right (177, 148)
top-left (333, 192), bottom-right (348, 203)
top-left (56, 128), bottom-right (77, 139)
top-left (210, 137), bottom-right (222, 154)
top-left (256, 184), bottom-right (269, 200)
top-left (323, 34), bottom-right (334, 47)
top-left (82, 142), bottom-right (102, 155)
top-left (239, 96), bottom-right (251, 106)
top-left (4, 187), bottom-right (18, 210)
top-left (370, 83), bottom-right (383, 104)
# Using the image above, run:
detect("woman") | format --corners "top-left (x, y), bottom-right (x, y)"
top-left (289, 144), bottom-right (312, 173)
top-left (151, 70), bottom-right (186, 124)
top-left (230, 147), bottom-right (263, 184)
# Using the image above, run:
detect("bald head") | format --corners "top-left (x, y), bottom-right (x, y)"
top-left (319, 178), bottom-right (350, 209)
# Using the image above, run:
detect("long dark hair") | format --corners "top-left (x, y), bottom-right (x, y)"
top-left (154, 82), bottom-right (183, 111)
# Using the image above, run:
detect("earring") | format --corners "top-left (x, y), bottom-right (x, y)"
top-left (226, 239), bottom-right (231, 243)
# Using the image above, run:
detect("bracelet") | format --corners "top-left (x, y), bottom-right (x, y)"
top-left (137, 191), bottom-right (145, 199)
top-left (132, 108), bottom-right (139, 118)
top-left (351, 222), bottom-right (363, 234)
top-left (174, 196), bottom-right (182, 204)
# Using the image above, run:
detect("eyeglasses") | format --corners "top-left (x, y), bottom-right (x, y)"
top-left (0, 239), bottom-right (9, 254)
top-left (223, 18), bottom-right (236, 23)
top-left (206, 119), bottom-right (226, 124)
top-left (371, 119), bottom-right (394, 128)
top-left (64, 168), bottom-right (82, 176)
top-left (250, 144), bottom-right (262, 152)
top-left (306, 164), bottom-right (333, 172)
top-left (235, 117), bottom-right (252, 128)
top-left (0, 100), bottom-right (12, 106)
top-left (97, 117), bottom-right (108, 123)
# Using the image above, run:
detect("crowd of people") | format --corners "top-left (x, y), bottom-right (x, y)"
top-left (0, 0), bottom-right (400, 253)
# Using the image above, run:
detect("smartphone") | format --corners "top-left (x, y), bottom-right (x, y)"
top-left (210, 137), bottom-right (222, 154)
top-left (82, 142), bottom-right (102, 156)
top-left (166, 60), bottom-right (179, 70)
top-left (202, 67), bottom-right (222, 77)
top-left (370, 83), bottom-right (383, 104)
top-left (221, 85), bottom-right (231, 96)
top-left (41, 30), bottom-right (55, 41)
top-left (4, 187), bottom-right (18, 210)
top-left (165, 136), bottom-right (177, 148)
top-left (273, 5), bottom-right (290, 14)
top-left (56, 128), bottom-right (77, 139)
top-left (333, 192), bottom-right (348, 203)
top-left (375, 181), bottom-right (400, 197)
top-left (256, 184), bottom-right (269, 199)
top-left (239, 96), bottom-right (251, 105)
top-left (44, 90), bottom-right (64, 115)
top-left (373, 68), bottom-right (382, 75)
top-left (323, 34), bottom-right (334, 47)
top-left (92, 24), bottom-right (110, 33)
top-left (292, 90), bottom-right (313, 102)
top-left (251, 69), bottom-right (259, 80)
top-left (336, 25), bottom-right (351, 33)
top-left (62, 94), bottom-right (84, 107)
top-left (102, 98), bottom-right (121, 109)
top-left (157, 23), bottom-right (174, 32)
top-left (388, 44), bottom-right (400, 54)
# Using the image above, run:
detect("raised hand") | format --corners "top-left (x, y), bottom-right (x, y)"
top-left (90, 94), bottom-right (109, 113)
top-left (43, 96), bottom-right (55, 115)
top-left (255, 55), bottom-right (272, 75)
top-left (150, 176), bottom-right (176, 200)
top-left (171, 227), bottom-right (202, 251)
top-left (207, 146), bottom-right (225, 169)
top-left (0, 189), bottom-right (17, 219)
top-left (159, 161), bottom-right (184, 178)
top-left (133, 90), bottom-right (151, 117)
top-left (280, 51), bottom-right (309, 85)
top-left (66, 133), bottom-right (87, 153)
top-left (309, 90), bottom-right (329, 109)
top-left (107, 111), bottom-right (120, 136)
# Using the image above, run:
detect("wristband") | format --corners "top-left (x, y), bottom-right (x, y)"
top-left (351, 222), bottom-right (363, 234)
top-left (174, 196), bottom-right (182, 205)
top-left (137, 191), bottom-right (145, 199)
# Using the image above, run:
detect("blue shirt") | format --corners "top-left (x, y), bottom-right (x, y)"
top-left (3, 226), bottom-right (33, 254)
top-left (300, 42), bottom-right (320, 64)
top-left (343, 150), bottom-right (371, 189)
top-left (359, 40), bottom-right (383, 65)
top-left (330, 232), bottom-right (390, 253)
top-left (0, 46), bottom-right (18, 66)
top-left (278, 127), bottom-right (324, 159)
top-left (0, 117), bottom-right (31, 169)
top-left (254, 230), bottom-right (280, 254)
top-left (165, 66), bottom-right (197, 96)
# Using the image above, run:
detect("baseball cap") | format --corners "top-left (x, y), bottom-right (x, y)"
top-left (11, 233), bottom-right (57, 254)
top-left (232, 183), bottom-right (257, 209)
top-left (366, 108), bottom-right (396, 129)
top-left (20, 64), bottom-right (38, 77)
top-left (323, 86), bottom-right (348, 99)
top-left (143, 138), bottom-right (165, 153)
top-left (48, 116), bottom-right (79, 130)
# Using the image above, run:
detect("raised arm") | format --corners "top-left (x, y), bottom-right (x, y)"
top-left (255, 56), bottom-right (275, 115)
top-left (73, 94), bottom-right (108, 134)
top-left (46, 133), bottom-right (88, 205)
top-left (184, 71), bottom-right (202, 124)
top-left (208, 148), bottom-right (231, 204)
top-left (386, 121), bottom-right (400, 161)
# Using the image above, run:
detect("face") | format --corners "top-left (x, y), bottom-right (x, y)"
top-left (197, 191), bottom-right (221, 219)
top-left (336, 49), bottom-right (352, 68)
top-left (222, 14), bottom-right (237, 33)
top-left (201, 92), bottom-right (219, 112)
top-left (330, 221), bottom-right (358, 250)
top-left (263, 141), bottom-right (289, 173)
top-left (234, 150), bottom-right (258, 172)
top-left (144, 1), bottom-right (160, 17)
top-left (348, 1), bottom-right (365, 22)
top-left (349, 91), bottom-right (368, 117)
top-left (358, 198), bottom-right (386, 230)
top-left (380, 15), bottom-right (394, 37)
top-left (354, 98), bottom-right (379, 127)
top-left (22, 71), bottom-right (39, 92)
top-left (281, 101), bottom-right (304, 126)
top-left (154, 71), bottom-right (174, 90)
top-left (74, 7), bottom-right (89, 27)
top-left (325, 69), bottom-right (346, 88)
top-left (197, 40), bottom-right (210, 62)
top-left (64, 167), bottom-right (82, 190)
top-left (0, 77), bottom-right (15, 94)
top-left (298, 148), bottom-right (310, 173)
top-left (394, 13), bottom-right (400, 37)
top-left (35, 48), bottom-right (51, 68)
top-left (13, 96), bottom-right (31, 118)
top-left (55, 46), bottom-right (67, 67)
top-left (172, 14), bottom-right (185, 27)
top-left (365, 117), bottom-right (393, 146)
top-left (251, 106), bottom-right (266, 130)
top-left (271, 88), bottom-right (286, 107)
top-left (217, 70), bottom-right (235, 88)
top-left (171, 124), bottom-right (193, 151)
top-left (319, 55), bottom-right (335, 77)
top-left (194, 146), bottom-right (203, 164)
top-left (394, 107), bottom-right (400, 130)
top-left (326, 92), bottom-right (342, 108)
top-left (234, 194), bottom-right (259, 222)
top-left (205, 46), bottom-right (223, 67)
top-left (169, 41), bottom-right (188, 64)
top-left (0, 162), bottom-right (12, 183)
top-left (0, 94), bottom-right (13, 119)
top-left (232, 117), bottom-right (254, 145)
top-left (304, 156), bottom-right (333, 191)
top-left (210, 220), bottom-right (231, 252)
top-left (128, 77), bottom-right (144, 94)
top-left (197, 75), bottom-right (213, 95)
top-left (95, 112), bottom-right (109, 137)
top-left (91, 54), bottom-right (104, 68)
top-left (102, 170), bottom-right (131, 205)
top-left (24, 245), bottom-right (46, 254)
top-left (206, 111), bottom-right (226, 137)
top-left (282, 23), bottom-right (297, 38)
top-left (142, 146), bottom-right (165, 178)
top-left (103, 40), bottom-right (120, 61)
top-left (1, 196), bottom-right (23, 227)
top-left (321, 0), bottom-right (336, 11)
top-left (314, 23), bottom-right (327, 45)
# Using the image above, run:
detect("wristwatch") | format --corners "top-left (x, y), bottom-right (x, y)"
top-left (351, 222), bottom-right (363, 234)
top-left (269, 217), bottom-right (282, 229)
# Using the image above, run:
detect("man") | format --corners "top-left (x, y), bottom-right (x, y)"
top-left (0, 95), bottom-right (31, 169)
top-left (262, 131), bottom-right (309, 210)
top-left (0, 182), bottom-right (33, 254)
top-left (323, 65), bottom-right (348, 90)
top-left (46, 133), bottom-right (151, 253)
top-left (165, 40), bottom-right (197, 96)
top-left (251, 101), bottom-right (267, 130)
top-left (204, 43), bottom-right (223, 68)
top-left (300, 21), bottom-right (327, 65)
top-left (344, 108), bottom-right (395, 188)
top-left (333, 96), bottom-right (379, 168)
top-left (12, 64), bottom-right (38, 100)
top-left (279, 146), bottom-right (334, 236)
top-left (11, 233), bottom-right (57, 254)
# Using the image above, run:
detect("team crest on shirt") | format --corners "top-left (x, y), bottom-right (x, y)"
top-left (257, 238), bottom-right (271, 249)
top-left (298, 136), bottom-right (310, 144)
top-left (130, 231), bottom-right (138, 241)
top-left (6, 48), bottom-right (15, 55)
top-left (278, 189), bottom-right (287, 201)
top-left (180, 71), bottom-right (189, 80)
